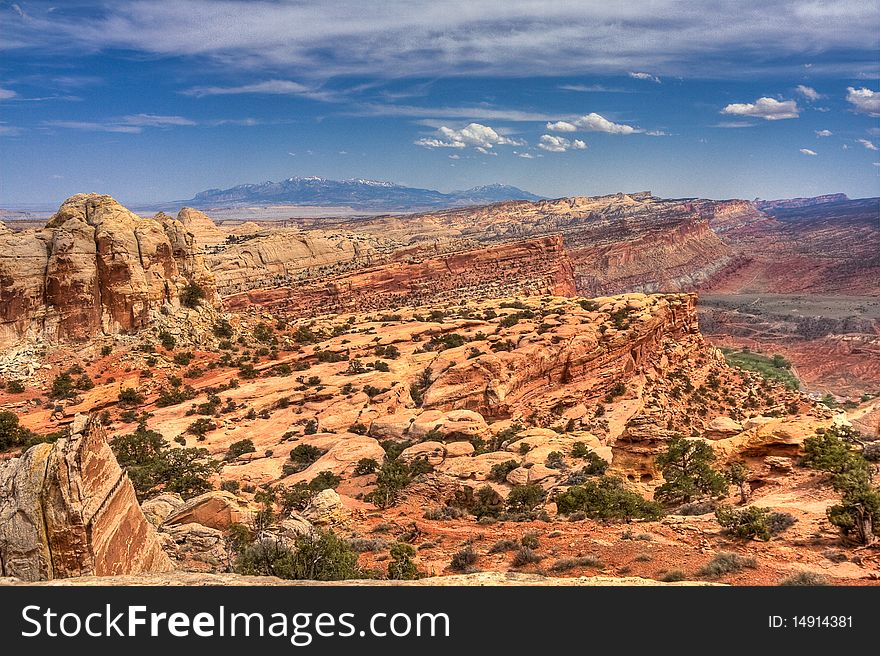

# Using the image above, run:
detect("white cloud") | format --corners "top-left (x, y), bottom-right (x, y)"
top-left (120, 114), bottom-right (196, 127)
top-left (181, 80), bottom-right (335, 100)
top-left (448, 154), bottom-right (460, 159)
top-left (815, 129), bottom-right (833, 137)
top-left (0, 122), bottom-right (23, 136)
top-left (799, 148), bottom-right (818, 156)
top-left (713, 121), bottom-right (755, 128)
top-left (414, 123), bottom-right (524, 150)
top-left (721, 97), bottom-right (799, 120)
top-left (516, 151), bottom-right (536, 158)
top-left (858, 138), bottom-right (879, 151)
top-left (795, 85), bottom-right (822, 101)
top-left (538, 135), bottom-right (587, 152)
top-left (0, 88), bottom-right (17, 100)
top-left (547, 113), bottom-right (640, 135)
top-left (5, 3), bottom-right (880, 80)
top-left (629, 72), bottom-right (660, 83)
top-left (846, 87), bottom-right (880, 116)
top-left (546, 120), bottom-right (577, 132)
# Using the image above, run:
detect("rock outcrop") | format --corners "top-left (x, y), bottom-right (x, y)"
top-left (224, 235), bottom-right (576, 315)
top-left (0, 194), bottom-right (216, 349)
top-left (0, 414), bottom-right (173, 581)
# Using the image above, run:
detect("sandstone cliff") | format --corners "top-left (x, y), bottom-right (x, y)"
top-left (223, 235), bottom-right (576, 315)
top-left (0, 194), bottom-right (216, 349)
top-left (0, 414), bottom-right (173, 581)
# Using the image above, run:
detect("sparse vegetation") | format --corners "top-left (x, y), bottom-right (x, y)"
top-left (554, 476), bottom-right (662, 521)
top-left (697, 552), bottom-right (757, 578)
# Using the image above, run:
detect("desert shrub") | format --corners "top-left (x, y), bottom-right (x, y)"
top-left (188, 417), bottom-right (217, 437)
top-left (779, 572), bottom-right (828, 586)
top-left (409, 368), bottom-right (432, 407)
top-left (118, 387), bottom-right (145, 407)
top-left (545, 451), bottom-right (566, 470)
top-left (308, 471), bottom-right (341, 491)
top-left (231, 527), bottom-right (361, 581)
top-left (51, 373), bottom-right (76, 399)
top-left (555, 476), bottom-right (662, 521)
top-left (550, 555), bottom-right (604, 572)
top-left (660, 570), bottom-right (687, 582)
top-left (520, 532), bottom-right (540, 549)
top-left (279, 483), bottom-right (316, 513)
top-left (366, 459), bottom-right (411, 508)
top-left (423, 505), bottom-right (466, 520)
top-left (802, 427), bottom-right (863, 473)
top-left (512, 546), bottom-right (542, 567)
top-left (0, 410), bottom-right (35, 450)
top-left (5, 379), bottom-right (25, 394)
top-left (289, 444), bottom-right (323, 466)
top-left (348, 537), bottom-right (387, 553)
top-left (450, 546), bottom-right (478, 572)
top-left (303, 419), bottom-right (318, 435)
top-left (488, 539), bottom-right (519, 553)
top-left (110, 424), bottom-right (218, 500)
top-left (654, 435), bottom-right (728, 504)
top-left (388, 543), bottom-right (420, 580)
top-left (353, 457), bottom-right (378, 476)
top-left (489, 459), bottom-right (519, 482)
top-left (677, 500), bottom-right (717, 515)
top-left (180, 281), bottom-right (205, 309)
top-left (714, 506), bottom-right (795, 541)
top-left (227, 438), bottom-right (256, 460)
top-left (506, 484), bottom-right (546, 513)
top-left (173, 351), bottom-right (195, 366)
top-left (863, 442), bottom-right (880, 462)
top-left (697, 552), bottom-right (757, 578)
top-left (213, 319), bottom-right (234, 339)
top-left (221, 480), bottom-right (240, 493)
top-left (158, 331), bottom-right (176, 350)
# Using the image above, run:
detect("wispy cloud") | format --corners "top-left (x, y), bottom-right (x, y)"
top-left (815, 129), bottom-right (833, 137)
top-left (712, 121), bottom-right (755, 128)
top-left (721, 97), bottom-right (799, 120)
top-left (795, 84), bottom-right (822, 101)
top-left (799, 148), bottom-right (818, 156)
top-left (182, 79), bottom-right (336, 102)
top-left (358, 104), bottom-right (556, 122)
top-left (629, 72), bottom-right (660, 83)
top-left (0, 122), bottom-right (23, 136)
top-left (0, 88), bottom-right (17, 100)
top-left (857, 138), bottom-right (879, 151)
top-left (558, 84), bottom-right (636, 93)
top-left (4, 2), bottom-right (878, 80)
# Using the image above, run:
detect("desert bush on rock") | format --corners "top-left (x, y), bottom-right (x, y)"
top-left (555, 476), bottom-right (662, 521)
top-left (655, 435), bottom-right (728, 504)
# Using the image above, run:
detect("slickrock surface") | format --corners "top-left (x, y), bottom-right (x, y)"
top-left (0, 414), bottom-right (173, 581)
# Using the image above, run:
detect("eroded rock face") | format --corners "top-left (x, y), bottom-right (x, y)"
top-left (0, 194), bottom-right (216, 349)
top-left (0, 414), bottom-right (173, 581)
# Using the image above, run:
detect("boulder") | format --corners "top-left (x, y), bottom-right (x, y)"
top-left (0, 414), bottom-right (173, 581)
top-left (164, 491), bottom-right (256, 530)
top-left (704, 416), bottom-right (743, 440)
top-left (142, 493), bottom-right (185, 528)
top-left (302, 489), bottom-right (348, 525)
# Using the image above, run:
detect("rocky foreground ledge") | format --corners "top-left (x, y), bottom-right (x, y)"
top-left (0, 571), bottom-right (720, 586)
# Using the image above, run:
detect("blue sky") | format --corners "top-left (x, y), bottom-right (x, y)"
top-left (1, 1), bottom-right (879, 207)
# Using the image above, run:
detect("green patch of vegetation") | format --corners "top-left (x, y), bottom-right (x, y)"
top-left (110, 424), bottom-right (219, 500)
top-left (715, 506), bottom-right (796, 541)
top-left (226, 438), bottom-right (256, 460)
top-left (655, 435), bottom-right (728, 504)
top-left (388, 542), bottom-right (420, 579)
top-left (721, 348), bottom-right (799, 389)
top-left (554, 476), bottom-right (662, 521)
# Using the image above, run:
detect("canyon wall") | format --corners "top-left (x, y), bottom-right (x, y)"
top-left (0, 414), bottom-right (173, 581)
top-left (224, 235), bottom-right (576, 315)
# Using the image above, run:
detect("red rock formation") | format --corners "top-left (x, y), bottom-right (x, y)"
top-left (0, 414), bottom-right (173, 581)
top-left (224, 235), bottom-right (576, 315)
top-left (0, 194), bottom-right (216, 349)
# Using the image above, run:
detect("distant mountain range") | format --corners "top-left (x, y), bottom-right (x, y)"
top-left (186, 177), bottom-right (544, 211)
